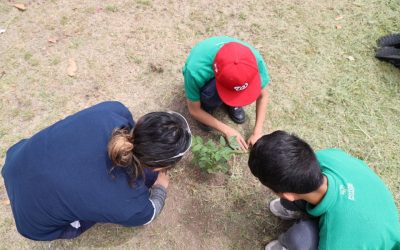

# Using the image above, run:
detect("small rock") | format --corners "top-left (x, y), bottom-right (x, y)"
top-left (48, 37), bottom-right (58, 44)
top-left (67, 58), bottom-right (77, 77)
top-left (149, 63), bottom-right (164, 73)
top-left (13, 3), bottom-right (27, 11)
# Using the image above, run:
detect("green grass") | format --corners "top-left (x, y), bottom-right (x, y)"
top-left (23, 52), bottom-right (32, 61)
top-left (0, 0), bottom-right (399, 249)
top-left (60, 16), bottom-right (68, 25)
top-left (0, 2), bottom-right (11, 14)
top-left (136, 0), bottom-right (152, 6)
top-left (105, 5), bottom-right (118, 12)
top-left (50, 57), bottom-right (61, 66)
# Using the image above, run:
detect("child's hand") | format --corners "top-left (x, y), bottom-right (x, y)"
top-left (224, 127), bottom-right (248, 151)
top-left (154, 170), bottom-right (169, 189)
top-left (247, 132), bottom-right (262, 147)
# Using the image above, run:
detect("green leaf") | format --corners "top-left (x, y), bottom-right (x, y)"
top-left (215, 164), bottom-right (224, 173)
top-left (200, 147), bottom-right (208, 154)
top-left (222, 154), bottom-right (230, 161)
top-left (198, 161), bottom-right (207, 170)
top-left (219, 136), bottom-right (226, 146)
top-left (192, 144), bottom-right (202, 152)
top-left (207, 139), bottom-right (216, 148)
top-left (221, 148), bottom-right (231, 156)
top-left (200, 156), bottom-right (209, 162)
top-left (228, 136), bottom-right (241, 150)
top-left (191, 135), bottom-right (240, 174)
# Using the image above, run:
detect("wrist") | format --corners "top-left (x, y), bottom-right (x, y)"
top-left (222, 123), bottom-right (236, 135)
top-left (152, 183), bottom-right (167, 191)
top-left (252, 128), bottom-right (262, 136)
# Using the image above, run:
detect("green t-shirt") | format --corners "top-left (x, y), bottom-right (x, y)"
top-left (307, 149), bottom-right (400, 250)
top-left (183, 36), bottom-right (270, 102)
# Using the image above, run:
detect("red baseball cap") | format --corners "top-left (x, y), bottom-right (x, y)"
top-left (213, 42), bottom-right (261, 107)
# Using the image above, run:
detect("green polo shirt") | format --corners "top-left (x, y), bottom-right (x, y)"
top-left (183, 36), bottom-right (270, 102)
top-left (307, 149), bottom-right (400, 250)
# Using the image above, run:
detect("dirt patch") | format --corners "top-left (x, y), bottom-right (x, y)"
top-left (0, 0), bottom-right (399, 249)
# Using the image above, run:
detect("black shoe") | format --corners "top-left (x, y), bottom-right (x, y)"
top-left (227, 107), bottom-right (246, 124)
top-left (375, 47), bottom-right (400, 68)
top-left (377, 33), bottom-right (400, 48)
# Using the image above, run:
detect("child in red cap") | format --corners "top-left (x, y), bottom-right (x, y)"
top-left (183, 36), bottom-right (270, 150)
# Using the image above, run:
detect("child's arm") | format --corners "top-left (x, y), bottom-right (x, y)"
top-left (144, 171), bottom-right (169, 225)
top-left (248, 86), bottom-right (269, 146)
top-left (187, 100), bottom-right (248, 151)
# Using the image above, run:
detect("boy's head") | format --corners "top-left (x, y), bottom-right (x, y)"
top-left (213, 42), bottom-right (261, 107)
top-left (248, 130), bottom-right (323, 196)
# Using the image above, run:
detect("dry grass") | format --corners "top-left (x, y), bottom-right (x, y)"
top-left (0, 0), bottom-right (399, 249)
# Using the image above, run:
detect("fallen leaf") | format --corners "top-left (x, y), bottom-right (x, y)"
top-left (48, 37), bottom-right (58, 43)
top-left (347, 56), bottom-right (355, 61)
top-left (149, 63), bottom-right (164, 73)
top-left (335, 16), bottom-right (344, 20)
top-left (336, 25), bottom-right (342, 30)
top-left (2, 199), bottom-right (10, 206)
top-left (67, 58), bottom-right (77, 77)
top-left (0, 28), bottom-right (6, 34)
top-left (13, 3), bottom-right (27, 11)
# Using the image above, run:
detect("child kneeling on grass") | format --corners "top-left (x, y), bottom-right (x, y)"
top-left (248, 130), bottom-right (400, 250)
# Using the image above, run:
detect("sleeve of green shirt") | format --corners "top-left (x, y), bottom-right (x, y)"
top-left (253, 49), bottom-right (270, 89)
top-left (183, 67), bottom-right (201, 102)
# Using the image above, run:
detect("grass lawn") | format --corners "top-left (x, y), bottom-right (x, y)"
top-left (0, 0), bottom-right (399, 249)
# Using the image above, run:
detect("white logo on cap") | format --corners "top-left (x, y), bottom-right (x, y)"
top-left (234, 83), bottom-right (248, 91)
top-left (214, 63), bottom-right (218, 73)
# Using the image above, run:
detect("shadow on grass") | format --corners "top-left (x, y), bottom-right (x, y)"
top-left (45, 224), bottom-right (141, 248)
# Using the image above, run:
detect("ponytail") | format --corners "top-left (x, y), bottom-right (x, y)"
top-left (108, 128), bottom-right (134, 166)
top-left (108, 128), bottom-right (144, 186)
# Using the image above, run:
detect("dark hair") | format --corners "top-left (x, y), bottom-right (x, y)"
top-left (248, 130), bottom-right (323, 194)
top-left (108, 112), bottom-right (191, 186)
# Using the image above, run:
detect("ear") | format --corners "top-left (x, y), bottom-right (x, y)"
top-left (281, 192), bottom-right (298, 202)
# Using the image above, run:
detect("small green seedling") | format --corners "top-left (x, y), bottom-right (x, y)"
top-left (191, 135), bottom-right (243, 174)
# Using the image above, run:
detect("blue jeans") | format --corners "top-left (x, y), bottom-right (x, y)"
top-left (279, 199), bottom-right (319, 250)
top-left (59, 169), bottom-right (158, 239)
top-left (200, 78), bottom-right (224, 112)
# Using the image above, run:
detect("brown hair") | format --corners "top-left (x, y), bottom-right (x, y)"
top-left (108, 128), bottom-right (134, 167)
top-left (108, 127), bottom-right (143, 186)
